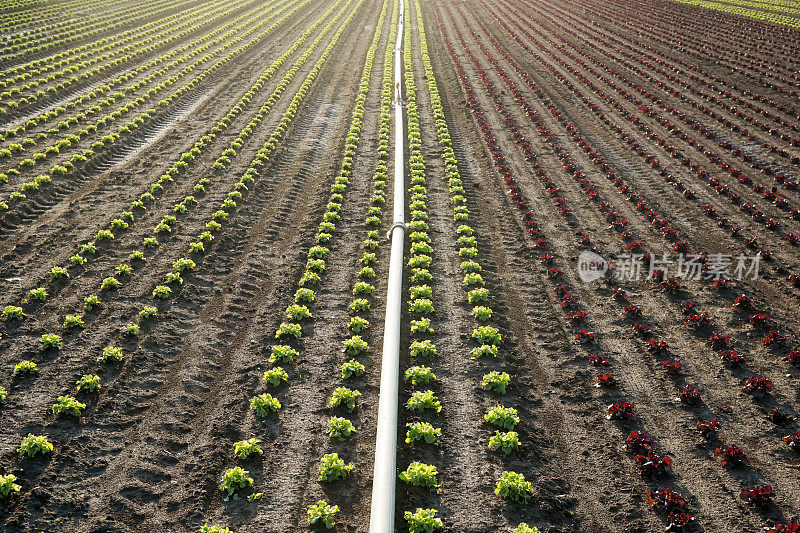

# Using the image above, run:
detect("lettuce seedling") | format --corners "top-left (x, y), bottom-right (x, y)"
top-left (406, 390), bottom-right (441, 413)
top-left (52, 396), bottom-right (85, 417)
top-left (249, 393), bottom-right (281, 416)
top-left (0, 474), bottom-right (21, 498)
top-left (233, 438), bottom-right (263, 460)
top-left (495, 471), bottom-right (533, 503)
top-left (399, 461), bottom-right (439, 490)
top-left (97, 346), bottom-right (123, 363)
top-left (2, 305), bottom-right (24, 320)
top-left (488, 431), bottom-right (520, 454)
top-left (263, 367), bottom-right (288, 387)
top-left (404, 366), bottom-right (436, 387)
top-left (62, 315), bottom-right (84, 329)
top-left (218, 467), bottom-right (253, 498)
top-left (405, 422), bottom-right (441, 445)
top-left (18, 434), bottom-right (53, 457)
top-left (76, 374), bottom-right (100, 393)
top-left (40, 333), bottom-right (61, 350)
top-left (404, 508), bottom-right (442, 533)
top-left (12, 360), bottom-right (37, 377)
top-left (341, 359), bottom-right (365, 379)
top-left (329, 387), bottom-right (361, 412)
top-left (482, 371), bottom-right (510, 394)
top-left (328, 417), bottom-right (356, 440)
top-left (307, 500), bottom-right (339, 528)
top-left (484, 406), bottom-right (519, 430)
top-left (318, 453), bottom-right (353, 482)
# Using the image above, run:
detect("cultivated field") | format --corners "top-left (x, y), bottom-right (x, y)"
top-left (0, 0), bottom-right (799, 531)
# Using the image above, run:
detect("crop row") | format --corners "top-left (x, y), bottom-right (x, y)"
top-left (580, 0), bottom-right (800, 98)
top-left (397, 2), bottom-right (539, 532)
top-left (396, 3), bottom-right (448, 529)
top-left (670, 0), bottom-right (800, 27)
top-left (0, 0), bottom-right (282, 189)
top-left (0, 0), bottom-right (315, 318)
top-left (444, 2), bottom-right (800, 528)
top-left (531, 0), bottom-right (800, 167)
top-left (436, 6), bottom-right (708, 528)
top-left (0, 0), bottom-right (205, 113)
top-left (0, 0), bottom-right (260, 145)
top-left (478, 0), bottom-right (800, 453)
top-left (306, 1), bottom-right (395, 526)
top-left (486, 0), bottom-right (800, 291)
top-left (0, 0), bottom-right (251, 122)
top-left (208, 0), bottom-right (381, 523)
top-left (444, 3), bottom-right (793, 529)
top-left (498, 0), bottom-right (800, 228)
top-left (0, 0), bottom-right (362, 502)
top-left (540, 0), bottom-right (800, 135)
top-left (0, 0), bottom-right (255, 148)
top-left (0, 0), bottom-right (185, 65)
top-left (0, 0), bottom-right (124, 31)
top-left (148, 0), bottom-right (373, 519)
top-left (0, 0), bottom-right (347, 395)
top-left (609, 0), bottom-right (800, 83)
top-left (0, 0), bottom-right (303, 216)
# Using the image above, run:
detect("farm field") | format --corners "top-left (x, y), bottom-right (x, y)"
top-left (0, 0), bottom-right (799, 531)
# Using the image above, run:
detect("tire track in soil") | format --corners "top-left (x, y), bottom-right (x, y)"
top-left (0, 0), bottom-right (342, 351)
top-left (479, 0), bottom-right (800, 324)
top-left (0, 0), bottom-right (320, 270)
top-left (227, 12), bottom-right (396, 533)
top-left (0, 0), bottom-right (368, 524)
top-left (0, 0), bottom-right (345, 434)
top-left (434, 3), bottom-right (785, 530)
top-left (82, 4), bottom-right (380, 530)
top-left (0, 54), bottom-right (354, 532)
top-left (427, 4), bottom-right (659, 531)
top-left (0, 0), bottom-right (298, 235)
top-left (106, 101), bottom-right (343, 532)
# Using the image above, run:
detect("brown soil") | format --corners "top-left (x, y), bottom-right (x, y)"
top-left (1, 0), bottom-right (799, 531)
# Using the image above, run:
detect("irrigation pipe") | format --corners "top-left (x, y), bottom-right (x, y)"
top-left (368, 0), bottom-right (405, 530)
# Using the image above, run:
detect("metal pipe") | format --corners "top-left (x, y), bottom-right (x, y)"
top-left (368, 0), bottom-right (405, 530)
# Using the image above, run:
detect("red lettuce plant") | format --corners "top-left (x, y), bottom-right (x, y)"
top-left (624, 431), bottom-right (652, 452)
top-left (678, 385), bottom-right (701, 405)
top-left (589, 354), bottom-right (609, 366)
top-left (607, 401), bottom-right (637, 420)
top-left (740, 485), bottom-right (774, 506)
top-left (696, 419), bottom-right (720, 439)
top-left (784, 431), bottom-right (800, 452)
top-left (742, 377), bottom-right (773, 395)
top-left (634, 452), bottom-right (672, 477)
top-left (763, 521), bottom-right (800, 533)
top-left (714, 445), bottom-right (748, 467)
